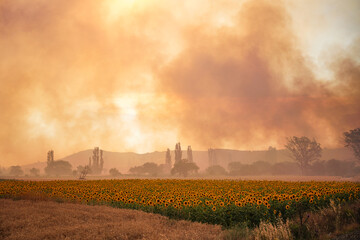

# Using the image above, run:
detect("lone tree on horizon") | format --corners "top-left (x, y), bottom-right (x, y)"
top-left (344, 128), bottom-right (360, 161)
top-left (285, 136), bottom-right (322, 175)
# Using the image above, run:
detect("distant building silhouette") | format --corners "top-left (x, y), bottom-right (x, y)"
top-left (266, 146), bottom-right (278, 163)
top-left (208, 148), bottom-right (217, 166)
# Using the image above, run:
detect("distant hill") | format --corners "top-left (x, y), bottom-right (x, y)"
top-left (21, 147), bottom-right (356, 174)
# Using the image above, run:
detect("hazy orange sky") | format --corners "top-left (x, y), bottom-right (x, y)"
top-left (1, 0), bottom-right (359, 166)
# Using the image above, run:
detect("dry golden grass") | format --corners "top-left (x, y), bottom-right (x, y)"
top-left (302, 200), bottom-right (360, 239)
top-left (0, 199), bottom-right (223, 240)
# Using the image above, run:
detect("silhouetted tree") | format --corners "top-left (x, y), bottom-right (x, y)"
top-left (29, 168), bottom-right (40, 177)
top-left (47, 150), bottom-right (54, 166)
top-left (308, 161), bottom-right (326, 176)
top-left (271, 162), bottom-right (301, 175)
top-left (175, 143), bottom-right (182, 163)
top-left (285, 136), bottom-right (322, 175)
top-left (227, 161), bottom-right (272, 176)
top-left (76, 165), bottom-right (88, 174)
top-left (44, 160), bottom-right (72, 176)
top-left (206, 165), bottom-right (227, 176)
top-left (171, 159), bottom-right (199, 177)
top-left (129, 162), bottom-right (159, 176)
top-left (109, 168), bottom-right (121, 177)
top-left (326, 159), bottom-right (357, 177)
top-left (73, 165), bottom-right (91, 178)
top-left (227, 162), bottom-right (247, 176)
top-left (9, 166), bottom-right (24, 176)
top-left (344, 128), bottom-right (360, 161)
top-left (165, 148), bottom-right (172, 166)
top-left (251, 161), bottom-right (272, 175)
top-left (79, 165), bottom-right (90, 180)
top-left (326, 159), bottom-right (344, 176)
top-left (187, 146), bottom-right (193, 162)
top-left (308, 159), bottom-right (359, 177)
top-left (129, 165), bottom-right (144, 175)
top-left (89, 147), bottom-right (104, 174)
top-left (158, 163), bottom-right (169, 175)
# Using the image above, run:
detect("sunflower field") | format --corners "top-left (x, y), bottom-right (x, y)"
top-left (1, 179), bottom-right (359, 227)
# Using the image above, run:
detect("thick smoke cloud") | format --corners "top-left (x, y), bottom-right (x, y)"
top-left (0, 0), bottom-right (172, 165)
top-left (158, 0), bottom-right (360, 150)
top-left (0, 0), bottom-right (359, 166)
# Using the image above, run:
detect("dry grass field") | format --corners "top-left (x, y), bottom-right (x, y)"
top-left (0, 199), bottom-right (223, 240)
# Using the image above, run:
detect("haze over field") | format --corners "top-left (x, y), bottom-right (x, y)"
top-left (0, 0), bottom-right (359, 166)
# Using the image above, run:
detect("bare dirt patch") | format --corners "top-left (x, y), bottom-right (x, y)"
top-left (0, 199), bottom-right (223, 240)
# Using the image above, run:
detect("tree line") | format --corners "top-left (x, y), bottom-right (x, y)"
top-left (1, 127), bottom-right (359, 178)
top-left (284, 128), bottom-right (360, 175)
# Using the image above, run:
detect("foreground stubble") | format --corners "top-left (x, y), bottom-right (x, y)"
top-left (0, 199), bottom-right (222, 240)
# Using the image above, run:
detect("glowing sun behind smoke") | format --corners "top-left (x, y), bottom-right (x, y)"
top-left (113, 95), bottom-right (144, 151)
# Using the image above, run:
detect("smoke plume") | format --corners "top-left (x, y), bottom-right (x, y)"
top-left (0, 0), bottom-right (359, 166)
top-left (157, 0), bottom-right (360, 150)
